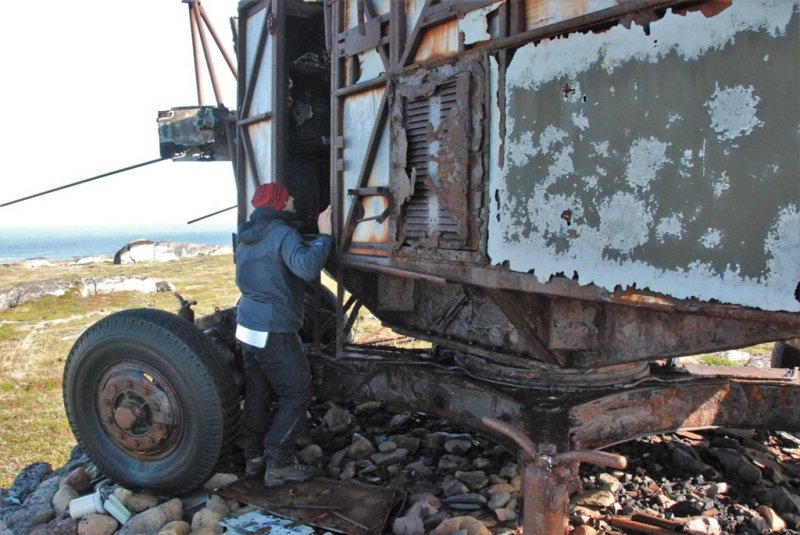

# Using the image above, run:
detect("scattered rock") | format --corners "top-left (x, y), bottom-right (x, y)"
top-left (158, 520), bottom-right (191, 535)
top-left (78, 513), bottom-right (118, 535)
top-left (52, 484), bottom-right (79, 515)
top-left (113, 240), bottom-right (232, 264)
top-left (125, 492), bottom-right (159, 513)
top-left (118, 498), bottom-right (182, 535)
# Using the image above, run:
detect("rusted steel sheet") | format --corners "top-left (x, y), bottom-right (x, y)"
top-left (571, 374), bottom-right (800, 449)
top-left (488, 1), bottom-right (800, 313)
top-left (524, 0), bottom-right (621, 30)
top-left (413, 20), bottom-right (459, 62)
top-left (311, 349), bottom-right (800, 453)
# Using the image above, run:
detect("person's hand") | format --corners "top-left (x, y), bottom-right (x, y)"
top-left (317, 205), bottom-right (333, 235)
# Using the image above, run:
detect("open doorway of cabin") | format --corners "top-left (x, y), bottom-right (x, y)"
top-left (282, 2), bottom-right (330, 235)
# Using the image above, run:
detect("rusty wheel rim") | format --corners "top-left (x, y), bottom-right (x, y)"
top-left (96, 362), bottom-right (184, 460)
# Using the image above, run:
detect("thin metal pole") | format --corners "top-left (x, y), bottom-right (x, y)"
top-left (196, 2), bottom-right (238, 79)
top-left (0, 158), bottom-right (168, 208)
top-left (188, 2), bottom-right (205, 105)
top-left (193, 1), bottom-right (224, 105)
top-left (186, 205), bottom-right (236, 225)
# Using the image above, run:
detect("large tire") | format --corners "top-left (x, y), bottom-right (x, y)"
top-left (771, 341), bottom-right (800, 369)
top-left (63, 309), bottom-right (240, 495)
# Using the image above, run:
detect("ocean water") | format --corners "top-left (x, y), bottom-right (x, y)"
top-left (0, 224), bottom-right (236, 264)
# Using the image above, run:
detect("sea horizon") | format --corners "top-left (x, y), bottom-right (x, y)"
top-left (0, 223), bottom-right (236, 264)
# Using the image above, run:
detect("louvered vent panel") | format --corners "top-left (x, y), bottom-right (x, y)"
top-left (402, 79), bottom-right (462, 247)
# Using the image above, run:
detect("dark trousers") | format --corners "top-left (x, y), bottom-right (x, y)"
top-left (238, 332), bottom-right (312, 464)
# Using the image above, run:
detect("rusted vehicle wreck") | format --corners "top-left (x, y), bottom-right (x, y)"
top-left (63, 0), bottom-right (799, 532)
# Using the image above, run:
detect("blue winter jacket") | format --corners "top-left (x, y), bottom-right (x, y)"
top-left (235, 207), bottom-right (333, 333)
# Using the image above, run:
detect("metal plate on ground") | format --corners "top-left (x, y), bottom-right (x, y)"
top-left (218, 477), bottom-right (396, 535)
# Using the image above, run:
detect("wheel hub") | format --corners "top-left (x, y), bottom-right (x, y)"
top-left (97, 363), bottom-right (184, 459)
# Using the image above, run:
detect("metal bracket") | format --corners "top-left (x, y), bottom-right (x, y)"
top-left (347, 187), bottom-right (394, 224)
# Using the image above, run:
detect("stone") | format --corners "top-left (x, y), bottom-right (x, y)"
top-left (454, 470), bottom-right (488, 491)
top-left (485, 483), bottom-right (516, 495)
top-left (113, 487), bottom-right (134, 505)
top-left (444, 439), bottom-right (473, 455)
top-left (379, 440), bottom-right (398, 453)
top-left (52, 485), bottom-right (79, 516)
top-left (126, 493), bottom-right (159, 513)
top-left (573, 506), bottom-right (602, 519)
top-left (158, 520), bottom-right (191, 535)
top-left (704, 482), bottom-right (730, 498)
top-left (388, 413), bottom-right (413, 429)
top-left (683, 516), bottom-right (721, 535)
top-left (392, 514), bottom-right (424, 535)
top-left (441, 478), bottom-right (469, 497)
top-left (61, 468), bottom-right (91, 494)
top-left (576, 489), bottom-right (616, 508)
top-left (572, 525), bottom-right (598, 535)
top-left (113, 240), bottom-right (231, 264)
top-left (494, 508), bottom-right (517, 522)
top-left (191, 508), bottom-right (223, 534)
top-left (298, 444), bottom-right (324, 465)
top-left (30, 517), bottom-right (80, 535)
top-left (598, 473), bottom-right (622, 492)
top-left (429, 515), bottom-right (492, 535)
top-left (6, 475), bottom-right (60, 534)
top-left (708, 448), bottom-right (761, 484)
top-left (78, 513), bottom-right (118, 535)
top-left (118, 497), bottom-right (182, 535)
top-left (322, 406), bottom-right (352, 433)
top-left (407, 460), bottom-right (433, 479)
top-left (671, 446), bottom-right (719, 478)
top-left (203, 473), bottom-right (239, 491)
top-left (444, 493), bottom-right (487, 510)
top-left (438, 455), bottom-right (466, 471)
top-left (205, 495), bottom-right (230, 516)
top-left (354, 401), bottom-right (383, 414)
top-left (757, 505), bottom-right (787, 531)
top-left (390, 435), bottom-right (421, 453)
top-left (760, 485), bottom-right (800, 514)
top-left (487, 491), bottom-right (511, 510)
top-left (340, 462), bottom-right (357, 480)
top-left (371, 447), bottom-right (408, 466)
top-left (9, 463), bottom-right (52, 503)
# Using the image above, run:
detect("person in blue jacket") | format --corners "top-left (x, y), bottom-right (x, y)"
top-left (234, 181), bottom-right (333, 487)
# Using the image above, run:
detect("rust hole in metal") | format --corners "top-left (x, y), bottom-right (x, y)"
top-left (561, 210), bottom-right (572, 226)
top-left (795, 281), bottom-right (799, 303)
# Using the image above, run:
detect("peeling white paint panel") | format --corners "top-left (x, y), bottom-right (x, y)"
top-left (488, 0), bottom-right (800, 312)
top-left (460, 1), bottom-right (505, 45)
top-left (524, 0), bottom-right (619, 31)
top-left (342, 88), bottom-right (385, 216)
top-left (357, 49), bottom-right (385, 83)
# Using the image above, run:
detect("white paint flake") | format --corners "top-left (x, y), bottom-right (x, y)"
top-left (680, 150), bottom-right (694, 169)
top-left (592, 141), bottom-right (610, 158)
top-left (598, 192), bottom-right (652, 253)
top-left (764, 205), bottom-right (800, 309)
top-left (713, 172), bottom-right (730, 198)
top-left (571, 110), bottom-right (589, 131)
top-left (625, 137), bottom-right (670, 190)
top-left (700, 228), bottom-right (723, 249)
top-left (667, 113), bottom-right (682, 128)
top-left (505, 1), bottom-right (795, 90)
top-left (705, 84), bottom-right (764, 141)
top-left (656, 215), bottom-right (684, 240)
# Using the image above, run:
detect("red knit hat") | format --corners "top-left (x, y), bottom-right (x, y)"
top-left (251, 182), bottom-right (290, 210)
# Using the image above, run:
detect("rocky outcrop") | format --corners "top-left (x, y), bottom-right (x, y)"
top-left (0, 277), bottom-right (174, 311)
top-left (113, 240), bottom-right (232, 264)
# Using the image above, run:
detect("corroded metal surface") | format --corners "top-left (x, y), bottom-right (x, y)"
top-left (218, 476), bottom-right (396, 535)
top-left (488, 1), bottom-right (800, 313)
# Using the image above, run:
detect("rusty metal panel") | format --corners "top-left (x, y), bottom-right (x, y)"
top-left (245, 9), bottom-right (273, 116)
top-left (524, 0), bottom-right (620, 30)
top-left (414, 20), bottom-right (459, 62)
top-left (345, 0), bottom-right (391, 30)
top-left (488, 1), bottom-right (800, 312)
top-left (343, 88), bottom-right (389, 244)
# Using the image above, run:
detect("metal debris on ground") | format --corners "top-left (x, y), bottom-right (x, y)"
top-left (218, 476), bottom-right (396, 535)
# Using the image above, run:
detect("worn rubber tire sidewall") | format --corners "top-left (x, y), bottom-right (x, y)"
top-left (63, 309), bottom-right (238, 495)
